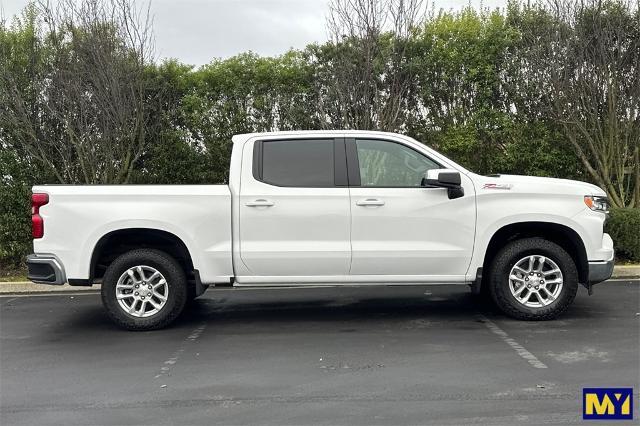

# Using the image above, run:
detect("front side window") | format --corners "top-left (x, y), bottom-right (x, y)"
top-left (260, 139), bottom-right (334, 187)
top-left (355, 139), bottom-right (440, 187)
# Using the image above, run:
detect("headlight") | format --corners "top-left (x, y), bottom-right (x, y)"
top-left (584, 195), bottom-right (609, 213)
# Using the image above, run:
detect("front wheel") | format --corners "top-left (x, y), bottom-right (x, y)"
top-left (101, 249), bottom-right (187, 330)
top-left (489, 238), bottom-right (578, 320)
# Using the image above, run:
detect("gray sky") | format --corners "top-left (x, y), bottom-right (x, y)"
top-left (2, 0), bottom-right (507, 66)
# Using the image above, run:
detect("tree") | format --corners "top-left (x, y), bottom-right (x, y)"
top-left (517, 0), bottom-right (640, 207)
top-left (0, 0), bottom-right (153, 184)
top-left (312, 0), bottom-right (425, 130)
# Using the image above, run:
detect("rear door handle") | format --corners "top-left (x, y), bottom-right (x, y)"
top-left (245, 199), bottom-right (274, 207)
top-left (356, 198), bottom-right (385, 206)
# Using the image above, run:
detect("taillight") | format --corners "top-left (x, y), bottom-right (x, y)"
top-left (32, 193), bottom-right (49, 239)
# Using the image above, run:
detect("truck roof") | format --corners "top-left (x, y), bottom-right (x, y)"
top-left (231, 130), bottom-right (407, 145)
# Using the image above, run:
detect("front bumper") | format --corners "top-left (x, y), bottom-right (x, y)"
top-left (27, 254), bottom-right (67, 285)
top-left (588, 258), bottom-right (615, 285)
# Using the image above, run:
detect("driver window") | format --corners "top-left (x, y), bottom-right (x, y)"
top-left (355, 139), bottom-right (440, 187)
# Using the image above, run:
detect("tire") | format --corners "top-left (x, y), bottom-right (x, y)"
top-left (101, 249), bottom-right (187, 330)
top-left (488, 237), bottom-right (578, 320)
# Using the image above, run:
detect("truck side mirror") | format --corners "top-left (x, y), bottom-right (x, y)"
top-left (422, 169), bottom-right (464, 199)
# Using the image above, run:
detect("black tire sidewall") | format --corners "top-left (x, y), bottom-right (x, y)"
top-left (490, 238), bottom-right (579, 320)
top-left (101, 249), bottom-right (187, 330)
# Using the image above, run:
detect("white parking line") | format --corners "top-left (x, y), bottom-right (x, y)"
top-left (476, 314), bottom-right (548, 369)
top-left (154, 321), bottom-right (207, 384)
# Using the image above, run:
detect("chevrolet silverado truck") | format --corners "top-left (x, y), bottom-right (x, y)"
top-left (27, 131), bottom-right (614, 330)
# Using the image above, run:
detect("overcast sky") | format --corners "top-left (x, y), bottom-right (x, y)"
top-left (1, 0), bottom-right (507, 66)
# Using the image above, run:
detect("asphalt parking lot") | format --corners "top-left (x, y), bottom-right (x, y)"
top-left (1, 280), bottom-right (638, 425)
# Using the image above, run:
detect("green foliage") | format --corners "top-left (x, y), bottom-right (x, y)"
top-left (605, 209), bottom-right (640, 262)
top-left (0, 150), bottom-right (32, 269)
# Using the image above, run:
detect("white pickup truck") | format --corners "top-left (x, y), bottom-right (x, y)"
top-left (28, 131), bottom-right (614, 330)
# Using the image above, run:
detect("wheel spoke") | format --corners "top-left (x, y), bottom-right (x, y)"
top-left (117, 293), bottom-right (134, 300)
top-left (138, 300), bottom-right (147, 315)
top-left (537, 256), bottom-right (546, 272)
top-left (148, 299), bottom-right (161, 310)
top-left (531, 291), bottom-right (545, 305)
top-left (153, 279), bottom-right (166, 289)
top-left (128, 300), bottom-right (138, 314)
top-left (510, 274), bottom-right (525, 283)
top-left (153, 292), bottom-right (167, 302)
top-left (543, 268), bottom-right (561, 277)
top-left (136, 266), bottom-right (146, 282)
top-left (540, 287), bottom-right (555, 303)
top-left (517, 288), bottom-right (531, 302)
top-left (149, 271), bottom-right (161, 282)
top-left (512, 283), bottom-right (526, 296)
top-left (127, 269), bottom-right (138, 284)
top-left (527, 256), bottom-right (535, 272)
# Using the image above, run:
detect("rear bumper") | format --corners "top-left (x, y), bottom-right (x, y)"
top-left (27, 254), bottom-right (67, 285)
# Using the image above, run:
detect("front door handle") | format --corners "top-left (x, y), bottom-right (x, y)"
top-left (246, 199), bottom-right (275, 207)
top-left (356, 198), bottom-right (385, 207)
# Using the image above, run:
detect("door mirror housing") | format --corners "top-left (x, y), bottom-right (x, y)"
top-left (422, 169), bottom-right (464, 199)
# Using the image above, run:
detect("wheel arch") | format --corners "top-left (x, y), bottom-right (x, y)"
top-left (481, 221), bottom-right (589, 285)
top-left (89, 228), bottom-right (195, 283)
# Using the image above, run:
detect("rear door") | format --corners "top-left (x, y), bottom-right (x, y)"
top-left (347, 137), bottom-right (476, 281)
top-left (238, 137), bottom-right (351, 280)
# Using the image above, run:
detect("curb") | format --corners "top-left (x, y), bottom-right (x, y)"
top-left (610, 265), bottom-right (640, 279)
top-left (1, 264), bottom-right (638, 294)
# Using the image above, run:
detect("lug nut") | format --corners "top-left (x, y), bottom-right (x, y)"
top-left (148, 285), bottom-right (152, 289)
top-left (535, 285), bottom-right (539, 290)
top-left (537, 273), bottom-right (541, 277)
top-left (141, 296), bottom-right (145, 300)
top-left (135, 292), bottom-right (139, 296)
top-left (135, 284), bottom-right (139, 288)
top-left (525, 277), bottom-right (529, 281)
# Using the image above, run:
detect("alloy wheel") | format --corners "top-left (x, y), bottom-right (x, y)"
top-left (115, 265), bottom-right (169, 318)
top-left (508, 255), bottom-right (563, 308)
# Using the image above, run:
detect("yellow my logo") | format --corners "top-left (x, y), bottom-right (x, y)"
top-left (583, 388), bottom-right (633, 420)
top-left (585, 393), bottom-right (631, 415)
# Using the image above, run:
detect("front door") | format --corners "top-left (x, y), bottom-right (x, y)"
top-left (348, 138), bottom-right (476, 281)
top-left (239, 137), bottom-right (351, 280)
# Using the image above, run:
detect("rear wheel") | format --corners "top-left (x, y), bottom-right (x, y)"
top-left (101, 249), bottom-right (187, 330)
top-left (489, 238), bottom-right (578, 320)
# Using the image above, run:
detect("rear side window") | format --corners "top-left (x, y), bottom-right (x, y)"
top-left (258, 139), bottom-right (335, 187)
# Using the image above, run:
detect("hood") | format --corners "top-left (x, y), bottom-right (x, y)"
top-left (472, 174), bottom-right (606, 197)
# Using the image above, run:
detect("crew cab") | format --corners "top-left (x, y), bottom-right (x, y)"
top-left (27, 131), bottom-right (615, 330)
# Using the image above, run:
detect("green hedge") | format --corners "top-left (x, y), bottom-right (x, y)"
top-left (606, 208), bottom-right (640, 263)
top-left (0, 149), bottom-right (33, 271)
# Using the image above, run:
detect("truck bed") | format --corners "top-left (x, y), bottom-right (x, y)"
top-left (32, 185), bottom-right (233, 284)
